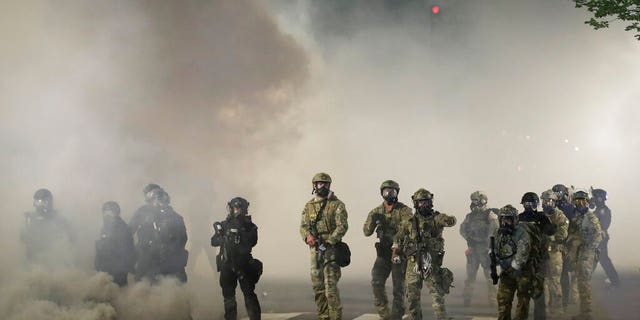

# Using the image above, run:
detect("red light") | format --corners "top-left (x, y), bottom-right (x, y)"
top-left (431, 5), bottom-right (440, 14)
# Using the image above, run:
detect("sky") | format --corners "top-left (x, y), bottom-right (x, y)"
top-left (1, 1), bottom-right (639, 319)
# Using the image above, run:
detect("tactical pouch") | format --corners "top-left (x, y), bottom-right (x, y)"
top-left (216, 253), bottom-right (223, 272)
top-left (334, 241), bottom-right (351, 267)
top-left (436, 267), bottom-right (454, 295)
top-left (246, 258), bottom-right (263, 284)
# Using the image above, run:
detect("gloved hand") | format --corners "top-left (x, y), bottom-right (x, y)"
top-left (391, 248), bottom-right (401, 264)
top-left (306, 234), bottom-right (317, 247)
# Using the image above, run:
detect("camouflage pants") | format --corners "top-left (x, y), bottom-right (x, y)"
top-left (463, 245), bottom-right (497, 306)
top-left (561, 252), bottom-right (579, 307)
top-left (310, 249), bottom-right (342, 320)
top-left (405, 257), bottom-right (448, 320)
top-left (575, 249), bottom-right (597, 317)
top-left (497, 271), bottom-right (534, 320)
top-left (545, 249), bottom-right (563, 317)
top-left (371, 255), bottom-right (406, 320)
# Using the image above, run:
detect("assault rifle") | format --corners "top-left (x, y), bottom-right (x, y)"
top-left (489, 235), bottom-right (499, 285)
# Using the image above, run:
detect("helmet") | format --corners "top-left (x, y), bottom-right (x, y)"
top-left (33, 188), bottom-right (52, 200)
top-left (470, 191), bottom-right (488, 202)
top-left (540, 190), bottom-right (558, 201)
top-left (412, 188), bottom-right (434, 201)
top-left (102, 201), bottom-right (121, 215)
top-left (499, 204), bottom-right (519, 219)
top-left (380, 180), bottom-right (400, 191)
top-left (312, 173), bottom-right (332, 184)
top-left (521, 192), bottom-right (539, 204)
top-left (591, 188), bottom-right (607, 200)
top-left (143, 183), bottom-right (162, 195)
top-left (228, 197), bottom-right (250, 210)
top-left (572, 190), bottom-right (589, 201)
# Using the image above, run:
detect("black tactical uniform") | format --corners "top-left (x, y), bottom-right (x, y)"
top-left (211, 197), bottom-right (262, 320)
top-left (95, 201), bottom-right (136, 286)
top-left (132, 189), bottom-right (189, 283)
top-left (21, 188), bottom-right (74, 267)
top-left (591, 189), bottom-right (619, 286)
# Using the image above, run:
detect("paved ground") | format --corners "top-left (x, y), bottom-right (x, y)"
top-left (189, 270), bottom-right (640, 320)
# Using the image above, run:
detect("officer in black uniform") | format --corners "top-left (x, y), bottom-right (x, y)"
top-left (95, 201), bottom-right (136, 286)
top-left (133, 189), bottom-right (189, 283)
top-left (21, 188), bottom-right (74, 267)
top-left (590, 188), bottom-right (620, 287)
top-left (211, 197), bottom-right (262, 320)
top-left (519, 192), bottom-right (556, 320)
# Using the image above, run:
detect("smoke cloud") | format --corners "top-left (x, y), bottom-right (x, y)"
top-left (1, 0), bottom-right (640, 318)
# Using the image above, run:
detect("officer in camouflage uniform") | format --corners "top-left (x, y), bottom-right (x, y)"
top-left (300, 173), bottom-right (349, 320)
top-left (392, 188), bottom-right (456, 320)
top-left (494, 205), bottom-right (539, 320)
top-left (540, 190), bottom-right (569, 318)
top-left (566, 191), bottom-right (603, 320)
top-left (460, 191), bottom-right (499, 307)
top-left (363, 180), bottom-right (413, 320)
top-left (589, 188), bottom-right (619, 287)
top-left (553, 184), bottom-right (579, 308)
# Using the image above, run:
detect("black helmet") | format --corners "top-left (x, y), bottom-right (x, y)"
top-left (521, 192), bottom-right (539, 204)
top-left (591, 188), bottom-right (607, 200)
top-left (33, 188), bottom-right (53, 200)
top-left (228, 197), bottom-right (250, 213)
top-left (102, 201), bottom-right (121, 215)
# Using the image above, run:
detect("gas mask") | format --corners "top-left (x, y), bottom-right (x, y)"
top-left (102, 210), bottom-right (118, 224)
top-left (573, 199), bottom-right (589, 214)
top-left (33, 198), bottom-right (52, 215)
top-left (470, 199), bottom-right (486, 211)
top-left (415, 199), bottom-right (434, 216)
top-left (313, 182), bottom-right (330, 198)
top-left (381, 188), bottom-right (398, 205)
top-left (542, 199), bottom-right (555, 215)
top-left (522, 201), bottom-right (538, 212)
top-left (499, 216), bottom-right (516, 234)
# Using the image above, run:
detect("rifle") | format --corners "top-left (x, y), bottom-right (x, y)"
top-left (413, 217), bottom-right (432, 279)
top-left (489, 236), bottom-right (499, 285)
top-left (308, 197), bottom-right (329, 269)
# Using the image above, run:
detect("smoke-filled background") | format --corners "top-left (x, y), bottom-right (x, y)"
top-left (1, 0), bottom-right (639, 319)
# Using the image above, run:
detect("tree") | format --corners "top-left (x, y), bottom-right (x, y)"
top-left (574, 0), bottom-right (640, 40)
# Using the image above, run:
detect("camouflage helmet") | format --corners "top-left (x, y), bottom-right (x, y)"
top-left (499, 204), bottom-right (519, 218)
top-left (380, 180), bottom-right (400, 191)
top-left (470, 191), bottom-right (488, 202)
top-left (228, 197), bottom-right (250, 211)
top-left (412, 188), bottom-right (434, 201)
top-left (540, 189), bottom-right (558, 201)
top-left (591, 188), bottom-right (607, 200)
top-left (552, 184), bottom-right (569, 195)
top-left (520, 192), bottom-right (539, 204)
top-left (572, 190), bottom-right (589, 201)
top-left (33, 188), bottom-right (53, 200)
top-left (312, 172), bottom-right (332, 184)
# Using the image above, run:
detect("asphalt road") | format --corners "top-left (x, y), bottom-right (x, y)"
top-left (188, 269), bottom-right (640, 320)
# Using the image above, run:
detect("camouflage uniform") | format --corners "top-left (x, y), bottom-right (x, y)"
top-left (566, 191), bottom-right (603, 320)
top-left (540, 190), bottom-right (569, 318)
top-left (393, 189), bottom-right (456, 320)
top-left (300, 173), bottom-right (348, 320)
top-left (363, 197), bottom-right (413, 320)
top-left (553, 184), bottom-right (579, 308)
top-left (495, 205), bottom-right (540, 320)
top-left (460, 191), bottom-right (499, 306)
